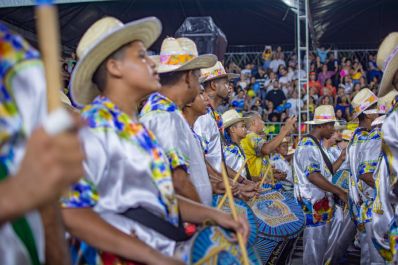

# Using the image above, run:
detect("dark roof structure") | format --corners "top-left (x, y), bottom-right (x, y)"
top-left (0, 0), bottom-right (397, 53)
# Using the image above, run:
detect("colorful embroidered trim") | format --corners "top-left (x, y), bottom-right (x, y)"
top-left (159, 54), bottom-right (195, 66)
top-left (82, 96), bottom-right (179, 225)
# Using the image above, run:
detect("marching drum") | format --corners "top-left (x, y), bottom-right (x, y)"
top-left (188, 225), bottom-right (261, 265)
top-left (212, 195), bottom-right (258, 247)
top-left (249, 184), bottom-right (305, 264)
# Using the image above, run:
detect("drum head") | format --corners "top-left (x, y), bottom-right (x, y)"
top-left (212, 195), bottom-right (258, 246)
top-left (189, 226), bottom-right (261, 265)
top-left (249, 185), bottom-right (305, 240)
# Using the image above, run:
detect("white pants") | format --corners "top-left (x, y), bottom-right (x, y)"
top-left (360, 222), bottom-right (385, 265)
top-left (303, 223), bottom-right (331, 265)
top-left (324, 205), bottom-right (356, 264)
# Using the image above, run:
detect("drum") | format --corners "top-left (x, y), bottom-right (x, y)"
top-left (332, 169), bottom-right (350, 207)
top-left (249, 184), bottom-right (305, 264)
top-left (250, 184), bottom-right (304, 240)
top-left (212, 195), bottom-right (258, 246)
top-left (189, 226), bottom-right (261, 265)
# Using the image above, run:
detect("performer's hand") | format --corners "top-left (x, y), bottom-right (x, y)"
top-left (338, 148), bottom-right (347, 161)
top-left (282, 115), bottom-right (297, 133)
top-left (238, 191), bottom-right (257, 201)
top-left (213, 180), bottom-right (239, 195)
top-left (214, 212), bottom-right (249, 244)
top-left (15, 115), bottom-right (85, 208)
top-left (337, 189), bottom-right (348, 203)
top-left (273, 169), bottom-right (287, 180)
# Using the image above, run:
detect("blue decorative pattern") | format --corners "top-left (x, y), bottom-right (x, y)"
top-left (212, 195), bottom-right (258, 247)
top-left (250, 185), bottom-right (305, 240)
top-left (189, 226), bottom-right (261, 265)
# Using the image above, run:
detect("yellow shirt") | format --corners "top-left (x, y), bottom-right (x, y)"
top-left (240, 132), bottom-right (269, 181)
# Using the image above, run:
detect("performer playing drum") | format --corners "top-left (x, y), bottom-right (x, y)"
top-left (293, 105), bottom-right (348, 265)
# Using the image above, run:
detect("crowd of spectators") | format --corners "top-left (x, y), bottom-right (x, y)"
top-left (62, 46), bottom-right (383, 134)
top-left (220, 46), bottom-right (382, 131)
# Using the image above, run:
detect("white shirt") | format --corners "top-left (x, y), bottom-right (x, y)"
top-left (286, 98), bottom-right (304, 117)
top-left (270, 59), bottom-right (286, 73)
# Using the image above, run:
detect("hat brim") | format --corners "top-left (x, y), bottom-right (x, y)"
top-left (305, 119), bottom-right (337, 125)
top-left (378, 53), bottom-right (398, 97)
top-left (201, 73), bottom-right (240, 83)
top-left (71, 17), bottom-right (162, 107)
top-left (155, 54), bottom-right (217, 74)
top-left (287, 148), bottom-right (296, 155)
top-left (352, 104), bottom-right (380, 119)
top-left (224, 117), bottom-right (249, 129)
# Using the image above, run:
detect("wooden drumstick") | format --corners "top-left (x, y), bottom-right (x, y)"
top-left (217, 158), bottom-right (248, 209)
top-left (220, 163), bottom-right (250, 265)
top-left (35, 0), bottom-right (62, 112)
top-left (257, 164), bottom-right (272, 188)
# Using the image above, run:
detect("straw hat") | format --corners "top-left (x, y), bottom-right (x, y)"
top-left (377, 32), bottom-right (398, 97)
top-left (378, 90), bottom-right (398, 113)
top-left (200, 61), bottom-right (239, 83)
top-left (351, 88), bottom-right (378, 119)
top-left (334, 121), bottom-right (346, 131)
top-left (341, 129), bottom-right (354, 141)
top-left (60, 91), bottom-right (77, 111)
top-left (71, 17), bottom-right (162, 106)
top-left (222, 109), bottom-right (248, 128)
top-left (305, 105), bottom-right (337, 125)
top-left (371, 115), bottom-right (386, 127)
top-left (287, 146), bottom-right (296, 155)
top-left (151, 37), bottom-right (217, 74)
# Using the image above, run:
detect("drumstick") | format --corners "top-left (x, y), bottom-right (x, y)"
top-left (220, 164), bottom-right (250, 265)
top-left (217, 158), bottom-right (248, 209)
top-left (35, 0), bottom-right (62, 112)
top-left (257, 164), bottom-right (272, 188)
top-left (194, 246), bottom-right (225, 265)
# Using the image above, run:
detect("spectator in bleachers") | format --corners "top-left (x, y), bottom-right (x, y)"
top-left (321, 78), bottom-right (337, 97)
top-left (316, 46), bottom-right (331, 63)
top-left (286, 90), bottom-right (303, 117)
top-left (304, 71), bottom-right (321, 94)
top-left (318, 64), bottom-right (336, 86)
top-left (265, 80), bottom-right (286, 110)
top-left (270, 53), bottom-right (286, 73)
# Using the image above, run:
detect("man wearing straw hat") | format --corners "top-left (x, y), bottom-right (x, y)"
top-left (347, 88), bottom-right (384, 264)
top-left (0, 23), bottom-right (84, 265)
top-left (221, 109), bottom-right (250, 179)
top-left (182, 87), bottom-right (240, 196)
top-left (323, 129), bottom-right (356, 264)
top-left (293, 105), bottom-right (348, 265)
top-left (193, 61), bottom-right (259, 200)
top-left (269, 137), bottom-right (295, 192)
top-left (140, 37), bottom-right (217, 205)
top-left (369, 32), bottom-right (398, 263)
top-left (194, 61), bottom-right (243, 178)
top-left (63, 17), bottom-right (248, 264)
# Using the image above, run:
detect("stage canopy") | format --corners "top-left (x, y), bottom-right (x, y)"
top-left (0, 0), bottom-right (397, 53)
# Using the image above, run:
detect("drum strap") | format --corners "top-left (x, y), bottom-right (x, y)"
top-left (306, 134), bottom-right (334, 175)
top-left (122, 207), bottom-right (191, 242)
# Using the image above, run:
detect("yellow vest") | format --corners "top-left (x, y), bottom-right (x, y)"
top-left (240, 132), bottom-right (269, 181)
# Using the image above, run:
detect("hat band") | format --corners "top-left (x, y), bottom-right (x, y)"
top-left (353, 95), bottom-right (378, 115)
top-left (202, 68), bottom-right (227, 80)
top-left (159, 54), bottom-right (195, 66)
top-left (383, 44), bottom-right (398, 71)
top-left (314, 115), bottom-right (335, 120)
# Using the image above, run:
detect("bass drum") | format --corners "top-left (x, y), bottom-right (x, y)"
top-left (188, 225), bottom-right (261, 265)
top-left (249, 183), bottom-right (305, 264)
top-left (212, 195), bottom-right (258, 247)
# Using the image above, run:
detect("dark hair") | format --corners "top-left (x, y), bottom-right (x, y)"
top-left (159, 71), bottom-right (186, 87)
top-left (92, 43), bottom-right (132, 92)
